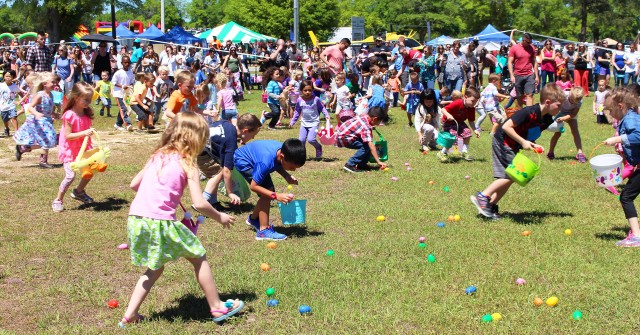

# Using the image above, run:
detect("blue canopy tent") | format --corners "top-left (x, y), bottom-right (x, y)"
top-left (157, 25), bottom-right (202, 45)
top-left (471, 24), bottom-right (510, 43)
top-left (426, 35), bottom-right (456, 46)
top-left (136, 25), bottom-right (165, 42)
top-left (103, 23), bottom-right (138, 39)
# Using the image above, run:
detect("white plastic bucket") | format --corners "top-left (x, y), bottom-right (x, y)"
top-left (589, 154), bottom-right (623, 187)
top-left (547, 121), bottom-right (565, 133)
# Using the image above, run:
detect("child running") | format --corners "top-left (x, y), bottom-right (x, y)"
top-left (546, 87), bottom-right (586, 162)
top-left (414, 89), bottom-right (441, 152)
top-left (198, 113), bottom-right (262, 211)
top-left (1, 70), bottom-right (20, 137)
top-left (130, 73), bottom-right (155, 132)
top-left (437, 87), bottom-right (481, 162)
top-left (14, 72), bottom-right (58, 168)
top-left (336, 106), bottom-right (389, 173)
top-left (52, 82), bottom-right (97, 212)
top-left (216, 73), bottom-right (238, 126)
top-left (112, 55), bottom-right (134, 131)
top-left (470, 83), bottom-right (565, 219)
top-left (152, 66), bottom-right (173, 125)
top-left (602, 87), bottom-right (640, 246)
top-left (94, 71), bottom-right (113, 117)
top-left (477, 74), bottom-right (509, 133)
top-left (234, 139), bottom-right (307, 241)
top-left (120, 112), bottom-right (242, 328)
top-left (289, 80), bottom-right (331, 160)
top-left (165, 71), bottom-right (198, 121)
top-left (260, 67), bottom-right (288, 129)
top-left (402, 72), bottom-right (424, 128)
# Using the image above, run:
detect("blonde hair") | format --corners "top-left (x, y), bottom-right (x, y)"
top-left (33, 72), bottom-right (54, 92)
top-left (451, 90), bottom-right (463, 100)
top-left (488, 73), bottom-right (501, 83)
top-left (158, 66), bottom-right (169, 74)
top-left (605, 87), bottom-right (639, 121)
top-left (195, 84), bottom-right (210, 104)
top-left (175, 70), bottom-right (194, 85)
top-left (215, 72), bottom-right (228, 88)
top-left (293, 69), bottom-right (303, 80)
top-left (62, 82), bottom-right (95, 119)
top-left (371, 74), bottom-right (383, 86)
top-left (155, 112), bottom-right (209, 167)
top-left (568, 87), bottom-right (585, 102)
top-left (335, 73), bottom-right (346, 81)
top-left (540, 83), bottom-right (566, 105)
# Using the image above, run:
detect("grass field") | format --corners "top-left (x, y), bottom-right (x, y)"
top-left (1, 87), bottom-right (640, 334)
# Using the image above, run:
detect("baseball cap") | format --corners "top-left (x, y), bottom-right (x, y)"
top-left (134, 38), bottom-right (141, 43)
top-left (360, 44), bottom-right (369, 51)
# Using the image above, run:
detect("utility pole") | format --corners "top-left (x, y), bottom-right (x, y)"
top-left (110, 0), bottom-right (116, 43)
top-left (293, 0), bottom-right (299, 44)
top-left (161, 0), bottom-right (165, 32)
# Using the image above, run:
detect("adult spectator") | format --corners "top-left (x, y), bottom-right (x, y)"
top-left (574, 43), bottom-right (590, 96)
top-left (443, 40), bottom-right (465, 92)
top-left (91, 43), bottom-right (111, 82)
top-left (463, 43), bottom-right (478, 89)
top-left (117, 45), bottom-right (128, 69)
top-left (53, 46), bottom-right (74, 94)
top-left (417, 45), bottom-right (436, 89)
top-left (269, 39), bottom-right (290, 69)
top-left (370, 36), bottom-right (392, 62)
top-left (210, 36), bottom-right (222, 50)
top-left (595, 40), bottom-right (612, 83)
top-left (130, 39), bottom-right (143, 72)
top-left (192, 42), bottom-right (204, 63)
top-left (142, 47), bottom-right (158, 74)
top-left (287, 42), bottom-right (304, 70)
top-left (320, 38), bottom-right (351, 76)
top-left (563, 43), bottom-right (576, 80)
top-left (539, 40), bottom-right (556, 88)
top-left (508, 32), bottom-right (538, 106)
top-left (222, 46), bottom-right (243, 96)
top-left (25, 31), bottom-right (51, 72)
top-left (203, 47), bottom-right (220, 74)
top-left (623, 43), bottom-right (640, 86)
top-left (613, 42), bottom-right (626, 87)
top-left (81, 48), bottom-right (93, 84)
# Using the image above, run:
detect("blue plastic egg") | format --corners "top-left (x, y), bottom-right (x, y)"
top-left (267, 299), bottom-right (279, 307)
top-left (437, 222), bottom-right (445, 228)
top-left (299, 305), bottom-right (312, 314)
top-left (465, 286), bottom-right (477, 295)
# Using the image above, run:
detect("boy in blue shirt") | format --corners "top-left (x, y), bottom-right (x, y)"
top-left (234, 138), bottom-right (307, 240)
top-left (402, 72), bottom-right (424, 128)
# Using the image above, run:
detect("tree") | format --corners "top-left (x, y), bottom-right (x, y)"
top-left (186, 0), bottom-right (227, 29)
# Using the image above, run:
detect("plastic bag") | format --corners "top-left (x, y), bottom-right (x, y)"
top-left (218, 168), bottom-right (251, 202)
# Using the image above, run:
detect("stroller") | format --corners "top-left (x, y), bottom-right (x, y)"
top-left (500, 67), bottom-right (512, 95)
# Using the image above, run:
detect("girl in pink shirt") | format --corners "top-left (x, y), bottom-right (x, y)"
top-left (119, 112), bottom-right (243, 328)
top-left (52, 82), bottom-right (96, 212)
top-left (555, 69), bottom-right (573, 93)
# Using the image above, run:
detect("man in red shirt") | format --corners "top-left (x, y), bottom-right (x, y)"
top-left (320, 38), bottom-right (351, 76)
top-left (508, 33), bottom-right (539, 106)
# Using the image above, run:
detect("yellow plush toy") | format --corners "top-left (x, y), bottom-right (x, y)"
top-left (70, 133), bottom-right (110, 180)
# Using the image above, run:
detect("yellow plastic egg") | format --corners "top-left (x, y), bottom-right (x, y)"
top-left (565, 229), bottom-right (572, 236)
top-left (266, 242), bottom-right (277, 249)
top-left (287, 185), bottom-right (293, 190)
top-left (376, 215), bottom-right (386, 222)
top-left (454, 214), bottom-right (461, 222)
top-left (546, 296), bottom-right (558, 307)
top-left (491, 313), bottom-right (502, 321)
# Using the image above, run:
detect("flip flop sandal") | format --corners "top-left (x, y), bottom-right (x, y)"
top-left (118, 314), bottom-right (145, 329)
top-left (211, 299), bottom-right (245, 323)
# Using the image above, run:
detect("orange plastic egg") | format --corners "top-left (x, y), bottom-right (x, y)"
top-left (266, 242), bottom-right (277, 249)
top-left (533, 297), bottom-right (543, 307)
top-left (522, 231), bottom-right (531, 236)
top-left (260, 263), bottom-right (271, 271)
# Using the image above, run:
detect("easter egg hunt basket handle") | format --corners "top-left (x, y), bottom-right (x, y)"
top-left (436, 119), bottom-right (459, 149)
top-left (368, 128), bottom-right (388, 163)
top-left (589, 142), bottom-right (607, 161)
top-left (505, 150), bottom-right (542, 187)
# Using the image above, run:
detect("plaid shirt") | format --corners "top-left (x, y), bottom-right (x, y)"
top-left (26, 45), bottom-right (52, 72)
top-left (336, 115), bottom-right (373, 147)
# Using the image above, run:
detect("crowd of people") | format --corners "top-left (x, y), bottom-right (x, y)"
top-left (4, 28), bottom-right (640, 327)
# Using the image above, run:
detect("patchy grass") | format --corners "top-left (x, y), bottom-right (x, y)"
top-left (1, 88), bottom-right (640, 334)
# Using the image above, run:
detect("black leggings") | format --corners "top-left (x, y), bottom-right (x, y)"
top-left (263, 103), bottom-right (281, 128)
top-left (621, 168), bottom-right (640, 219)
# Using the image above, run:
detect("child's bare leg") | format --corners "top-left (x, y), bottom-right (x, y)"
top-left (548, 132), bottom-right (561, 155)
top-left (122, 267), bottom-right (165, 322)
top-left (406, 113), bottom-right (412, 124)
top-left (567, 119), bottom-right (583, 154)
top-left (482, 178), bottom-right (514, 204)
top-left (10, 118), bottom-right (18, 131)
top-left (231, 118), bottom-right (237, 127)
top-left (254, 194), bottom-right (271, 230)
top-left (204, 172), bottom-right (224, 197)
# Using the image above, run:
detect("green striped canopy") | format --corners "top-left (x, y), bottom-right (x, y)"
top-left (197, 21), bottom-right (276, 43)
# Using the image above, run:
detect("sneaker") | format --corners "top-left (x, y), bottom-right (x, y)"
top-left (260, 110), bottom-right (267, 125)
top-left (470, 192), bottom-right (495, 218)
top-left (436, 151), bottom-right (450, 163)
top-left (491, 203), bottom-right (500, 220)
top-left (113, 124), bottom-right (125, 131)
top-left (39, 162), bottom-right (54, 169)
top-left (99, 110), bottom-right (104, 116)
top-left (343, 163), bottom-right (361, 173)
top-left (3, 128), bottom-right (9, 137)
top-left (246, 214), bottom-right (260, 231)
top-left (546, 152), bottom-right (555, 160)
top-left (15, 145), bottom-right (22, 161)
top-left (576, 152), bottom-right (587, 163)
top-left (52, 200), bottom-right (64, 212)
top-left (71, 189), bottom-right (94, 204)
top-left (126, 124), bottom-right (133, 132)
top-left (615, 234), bottom-right (640, 247)
top-left (422, 145), bottom-right (429, 152)
top-left (461, 152), bottom-right (474, 161)
top-left (255, 226), bottom-right (287, 241)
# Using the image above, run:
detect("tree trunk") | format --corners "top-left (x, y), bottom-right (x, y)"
top-left (579, 0), bottom-right (587, 42)
top-left (47, 6), bottom-right (60, 43)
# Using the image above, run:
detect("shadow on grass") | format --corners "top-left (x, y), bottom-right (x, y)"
top-left (500, 210), bottom-right (573, 225)
top-left (78, 197), bottom-right (128, 212)
top-left (595, 226), bottom-right (629, 241)
top-left (278, 225), bottom-right (324, 238)
top-left (226, 203), bottom-right (256, 214)
top-left (151, 290), bottom-right (257, 322)
top-left (547, 156), bottom-right (578, 161)
top-left (24, 163), bottom-right (64, 169)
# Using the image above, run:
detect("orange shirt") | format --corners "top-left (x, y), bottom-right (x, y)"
top-left (166, 90), bottom-right (197, 114)
top-left (388, 78), bottom-right (401, 92)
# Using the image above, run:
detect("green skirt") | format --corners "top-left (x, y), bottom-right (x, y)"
top-left (127, 215), bottom-right (206, 270)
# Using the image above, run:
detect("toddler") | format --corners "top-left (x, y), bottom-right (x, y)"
top-left (289, 80), bottom-right (331, 159)
top-left (437, 87), bottom-right (481, 162)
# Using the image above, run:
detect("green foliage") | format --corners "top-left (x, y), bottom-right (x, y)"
top-left (186, 0), bottom-right (227, 29)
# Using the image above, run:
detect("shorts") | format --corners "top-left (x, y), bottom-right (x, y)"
top-left (514, 75), bottom-right (535, 96)
top-left (237, 168), bottom-right (274, 192)
top-left (491, 137), bottom-right (516, 179)
top-left (443, 120), bottom-right (472, 139)
top-left (100, 97), bottom-right (112, 108)
top-left (1, 108), bottom-right (17, 122)
top-left (222, 109), bottom-right (238, 120)
top-left (131, 104), bottom-right (151, 122)
top-left (599, 67), bottom-right (610, 76)
top-left (196, 151), bottom-right (222, 178)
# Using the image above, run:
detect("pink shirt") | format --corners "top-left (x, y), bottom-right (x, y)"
top-left (129, 153), bottom-right (186, 220)
top-left (217, 88), bottom-right (236, 110)
top-left (58, 110), bottom-right (92, 163)
top-left (540, 49), bottom-right (555, 72)
top-left (508, 43), bottom-right (536, 76)
top-left (323, 45), bottom-right (345, 76)
top-left (556, 80), bottom-right (572, 91)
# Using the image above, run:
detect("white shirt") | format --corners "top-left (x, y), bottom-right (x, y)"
top-left (624, 51), bottom-right (640, 73)
top-left (112, 68), bottom-right (134, 98)
top-left (0, 82), bottom-right (19, 112)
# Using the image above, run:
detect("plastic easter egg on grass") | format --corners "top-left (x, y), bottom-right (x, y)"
top-left (117, 243), bottom-right (129, 250)
top-left (107, 299), bottom-right (119, 309)
top-left (565, 229), bottom-right (572, 236)
top-left (437, 222), bottom-right (446, 228)
top-left (391, 176), bottom-right (399, 181)
top-left (383, 167), bottom-right (390, 171)
top-left (533, 297), bottom-right (544, 307)
top-left (428, 180), bottom-right (435, 185)
top-left (266, 242), bottom-right (277, 249)
top-left (573, 310), bottom-right (583, 320)
top-left (515, 278), bottom-right (526, 285)
top-left (443, 186), bottom-right (450, 192)
top-left (287, 185), bottom-right (293, 190)
top-left (465, 286), bottom-right (477, 295)
top-left (481, 314), bottom-right (493, 323)
top-left (407, 167), bottom-right (412, 171)
top-left (447, 215), bottom-right (455, 222)
top-left (326, 249), bottom-right (335, 256)
top-left (491, 313), bottom-right (502, 321)
top-left (418, 242), bottom-right (426, 249)
top-left (260, 263), bottom-right (271, 271)
top-left (427, 254), bottom-right (436, 263)
top-left (418, 236), bottom-right (426, 242)
top-left (265, 287), bottom-right (275, 296)
top-left (454, 214), bottom-right (461, 222)
top-left (299, 305), bottom-right (312, 315)
top-left (546, 296), bottom-right (559, 307)
top-left (522, 231), bottom-right (531, 236)
top-left (376, 215), bottom-right (386, 222)
top-left (465, 175), bottom-right (471, 180)
top-left (267, 299), bottom-right (279, 307)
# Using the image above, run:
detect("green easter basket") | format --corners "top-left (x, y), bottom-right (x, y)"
top-left (505, 151), bottom-right (542, 187)
top-left (369, 128), bottom-right (388, 163)
top-left (436, 119), bottom-right (459, 149)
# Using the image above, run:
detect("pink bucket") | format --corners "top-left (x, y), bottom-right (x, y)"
top-left (318, 127), bottom-right (336, 146)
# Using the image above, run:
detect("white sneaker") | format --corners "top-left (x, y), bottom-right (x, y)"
top-left (126, 124), bottom-right (133, 131)
top-left (113, 124), bottom-right (125, 131)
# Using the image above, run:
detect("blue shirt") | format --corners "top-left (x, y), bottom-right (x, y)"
top-left (55, 57), bottom-right (72, 80)
top-left (266, 80), bottom-right (282, 105)
top-left (619, 110), bottom-right (640, 166)
top-left (131, 47), bottom-right (143, 63)
top-left (234, 140), bottom-right (282, 185)
top-left (208, 120), bottom-right (238, 169)
top-left (195, 70), bottom-right (206, 85)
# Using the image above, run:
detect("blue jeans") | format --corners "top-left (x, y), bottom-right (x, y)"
top-left (445, 78), bottom-right (463, 92)
top-left (346, 139), bottom-right (371, 167)
top-left (540, 70), bottom-right (554, 88)
top-left (115, 97), bottom-right (132, 127)
top-left (624, 73), bottom-right (637, 86)
top-left (82, 73), bottom-right (93, 84)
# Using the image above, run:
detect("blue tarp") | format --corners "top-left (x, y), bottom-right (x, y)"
top-left (471, 24), bottom-right (510, 43)
top-left (103, 23), bottom-right (138, 39)
top-left (426, 35), bottom-right (456, 46)
top-left (136, 25), bottom-right (164, 41)
top-left (157, 25), bottom-right (202, 45)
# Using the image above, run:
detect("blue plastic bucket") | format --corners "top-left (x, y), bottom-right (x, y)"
top-left (52, 91), bottom-right (63, 104)
top-left (278, 200), bottom-right (307, 225)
